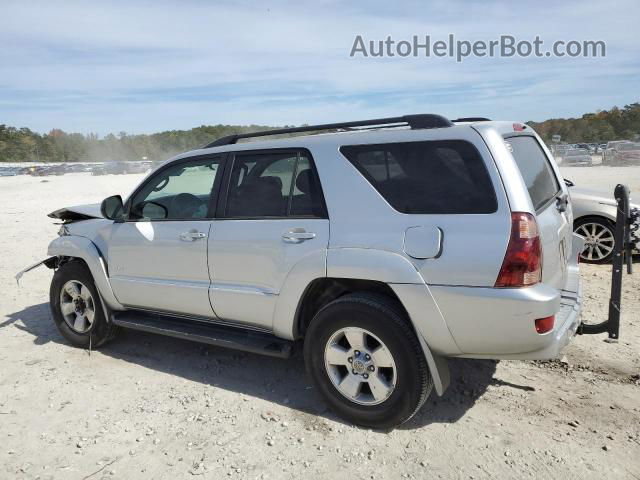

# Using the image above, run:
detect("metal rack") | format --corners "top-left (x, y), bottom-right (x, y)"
top-left (203, 114), bottom-right (457, 147)
top-left (578, 184), bottom-right (637, 340)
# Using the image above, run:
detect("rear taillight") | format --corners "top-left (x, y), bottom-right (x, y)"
top-left (535, 315), bottom-right (555, 334)
top-left (495, 212), bottom-right (542, 288)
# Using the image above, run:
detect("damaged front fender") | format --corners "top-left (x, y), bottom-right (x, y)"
top-left (46, 236), bottom-right (124, 311)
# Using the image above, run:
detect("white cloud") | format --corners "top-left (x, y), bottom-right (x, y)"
top-left (0, 0), bottom-right (638, 133)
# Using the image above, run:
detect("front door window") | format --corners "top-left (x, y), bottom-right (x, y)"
top-left (129, 158), bottom-right (222, 220)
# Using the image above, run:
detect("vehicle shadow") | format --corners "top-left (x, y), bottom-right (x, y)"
top-left (4, 303), bottom-right (529, 431)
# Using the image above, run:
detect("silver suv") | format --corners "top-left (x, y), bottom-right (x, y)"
top-left (22, 115), bottom-right (584, 428)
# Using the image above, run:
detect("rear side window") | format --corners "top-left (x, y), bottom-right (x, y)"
top-left (340, 140), bottom-right (497, 214)
top-left (505, 136), bottom-right (560, 211)
top-left (225, 151), bottom-right (325, 218)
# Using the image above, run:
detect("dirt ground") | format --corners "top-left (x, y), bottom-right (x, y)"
top-left (0, 167), bottom-right (638, 480)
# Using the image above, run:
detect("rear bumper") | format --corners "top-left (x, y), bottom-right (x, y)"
top-left (430, 282), bottom-right (565, 357)
top-left (451, 281), bottom-right (583, 360)
top-left (433, 234), bottom-right (584, 360)
top-left (524, 283), bottom-right (583, 359)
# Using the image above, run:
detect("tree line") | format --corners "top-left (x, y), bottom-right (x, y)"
top-left (1, 102), bottom-right (639, 163)
top-left (528, 102), bottom-right (640, 144)
top-left (0, 124), bottom-right (273, 163)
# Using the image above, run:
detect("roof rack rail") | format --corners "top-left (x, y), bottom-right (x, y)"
top-left (204, 114), bottom-right (453, 148)
top-left (451, 117), bottom-right (491, 122)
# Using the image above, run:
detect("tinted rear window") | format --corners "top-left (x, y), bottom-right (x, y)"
top-left (505, 136), bottom-right (560, 210)
top-left (340, 140), bottom-right (497, 214)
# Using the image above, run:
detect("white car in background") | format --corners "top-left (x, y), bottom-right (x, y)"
top-left (567, 179), bottom-right (640, 263)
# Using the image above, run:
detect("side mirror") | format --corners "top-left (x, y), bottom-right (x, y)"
top-left (100, 195), bottom-right (125, 221)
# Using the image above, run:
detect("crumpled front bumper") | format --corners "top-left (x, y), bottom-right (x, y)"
top-left (15, 257), bottom-right (58, 285)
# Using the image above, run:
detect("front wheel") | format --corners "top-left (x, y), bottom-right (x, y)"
top-left (50, 260), bottom-right (118, 348)
top-left (304, 293), bottom-right (432, 428)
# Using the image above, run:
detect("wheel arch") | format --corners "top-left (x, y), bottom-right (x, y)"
top-left (573, 213), bottom-right (616, 228)
top-left (47, 235), bottom-right (124, 311)
top-left (272, 247), bottom-right (425, 340)
top-left (293, 277), bottom-right (403, 339)
top-left (291, 277), bottom-right (451, 395)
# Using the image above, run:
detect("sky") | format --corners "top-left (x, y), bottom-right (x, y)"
top-left (1, 0), bottom-right (638, 135)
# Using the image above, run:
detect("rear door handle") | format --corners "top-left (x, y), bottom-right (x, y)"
top-left (282, 230), bottom-right (316, 243)
top-left (179, 229), bottom-right (207, 241)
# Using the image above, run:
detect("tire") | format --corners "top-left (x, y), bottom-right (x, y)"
top-left (574, 216), bottom-right (616, 264)
top-left (50, 260), bottom-right (118, 348)
top-left (304, 292), bottom-right (432, 428)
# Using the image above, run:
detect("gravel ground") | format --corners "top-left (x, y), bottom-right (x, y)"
top-left (559, 163), bottom-right (640, 193)
top-left (0, 171), bottom-right (638, 480)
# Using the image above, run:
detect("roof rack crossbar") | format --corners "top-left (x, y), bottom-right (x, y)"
top-left (204, 114), bottom-right (454, 148)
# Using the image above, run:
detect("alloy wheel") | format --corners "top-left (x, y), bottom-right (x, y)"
top-left (59, 280), bottom-right (96, 334)
top-left (576, 222), bottom-right (615, 261)
top-left (324, 327), bottom-right (397, 405)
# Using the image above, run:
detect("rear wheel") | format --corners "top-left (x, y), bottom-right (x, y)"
top-left (304, 293), bottom-right (432, 428)
top-left (574, 217), bottom-right (616, 264)
top-left (50, 261), bottom-right (118, 348)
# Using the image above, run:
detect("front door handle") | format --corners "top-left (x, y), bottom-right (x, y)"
top-left (282, 230), bottom-right (316, 243)
top-left (179, 229), bottom-right (207, 242)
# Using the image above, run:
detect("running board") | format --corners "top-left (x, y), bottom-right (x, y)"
top-left (111, 311), bottom-right (294, 358)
